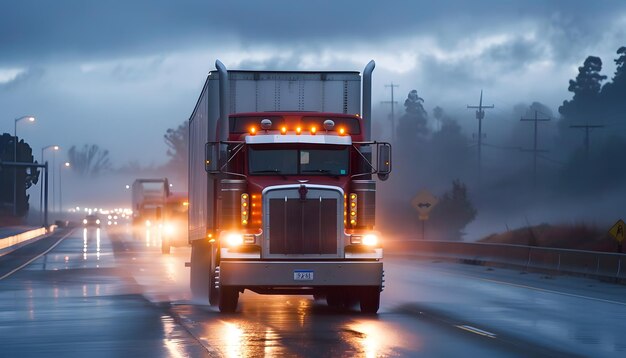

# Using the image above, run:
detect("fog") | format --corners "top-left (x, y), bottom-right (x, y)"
top-left (2, 1), bottom-right (625, 239)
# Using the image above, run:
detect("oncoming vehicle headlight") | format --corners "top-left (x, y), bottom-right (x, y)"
top-left (363, 234), bottom-right (378, 246)
top-left (225, 232), bottom-right (244, 247)
top-left (96, 219), bottom-right (101, 225)
top-left (164, 223), bottom-right (175, 235)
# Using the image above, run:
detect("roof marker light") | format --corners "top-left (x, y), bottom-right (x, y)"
top-left (296, 127), bottom-right (302, 135)
top-left (310, 126), bottom-right (317, 135)
top-left (249, 127), bottom-right (257, 135)
top-left (281, 126), bottom-right (287, 135)
top-left (339, 127), bottom-right (346, 135)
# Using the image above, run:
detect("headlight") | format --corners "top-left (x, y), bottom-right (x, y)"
top-left (145, 220), bottom-right (151, 227)
top-left (363, 234), bottom-right (378, 246)
top-left (96, 219), bottom-right (101, 225)
top-left (164, 223), bottom-right (175, 235)
top-left (83, 219), bottom-right (88, 224)
top-left (225, 232), bottom-right (244, 247)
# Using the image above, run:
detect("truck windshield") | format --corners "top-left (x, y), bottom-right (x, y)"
top-left (249, 146), bottom-right (349, 176)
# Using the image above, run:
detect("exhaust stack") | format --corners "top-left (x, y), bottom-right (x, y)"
top-left (362, 60), bottom-right (375, 141)
top-left (215, 60), bottom-right (230, 142)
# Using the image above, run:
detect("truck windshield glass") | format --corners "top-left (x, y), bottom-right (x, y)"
top-left (249, 147), bottom-right (349, 176)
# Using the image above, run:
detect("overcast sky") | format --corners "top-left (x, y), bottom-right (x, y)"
top-left (1, 0), bottom-right (625, 166)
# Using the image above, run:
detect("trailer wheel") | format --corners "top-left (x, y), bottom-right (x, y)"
top-left (190, 240), bottom-right (211, 300)
top-left (218, 286), bottom-right (239, 313)
top-left (359, 286), bottom-right (380, 314)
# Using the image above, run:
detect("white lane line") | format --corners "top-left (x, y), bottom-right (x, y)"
top-left (0, 230), bottom-right (74, 281)
top-left (456, 325), bottom-right (497, 339)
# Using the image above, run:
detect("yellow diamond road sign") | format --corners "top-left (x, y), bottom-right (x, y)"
top-left (609, 219), bottom-right (625, 243)
top-left (411, 190), bottom-right (439, 220)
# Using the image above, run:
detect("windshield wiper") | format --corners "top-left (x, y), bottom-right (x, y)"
top-left (302, 169), bottom-right (340, 178)
top-left (251, 169), bottom-right (282, 174)
top-left (302, 169), bottom-right (331, 173)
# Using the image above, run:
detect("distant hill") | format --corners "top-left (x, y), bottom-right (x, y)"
top-left (479, 223), bottom-right (618, 253)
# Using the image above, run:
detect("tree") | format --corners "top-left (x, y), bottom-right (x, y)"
top-left (429, 180), bottom-right (477, 241)
top-left (558, 56), bottom-right (607, 133)
top-left (0, 133), bottom-right (39, 218)
top-left (163, 120), bottom-right (189, 174)
top-left (428, 108), bottom-right (472, 183)
top-left (397, 90), bottom-right (429, 144)
top-left (600, 46), bottom-right (626, 123)
top-left (67, 144), bottom-right (111, 176)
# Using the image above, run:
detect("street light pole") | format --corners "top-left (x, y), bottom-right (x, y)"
top-left (40, 145), bottom-right (59, 221)
top-left (13, 115), bottom-right (35, 216)
top-left (60, 162), bottom-right (70, 213)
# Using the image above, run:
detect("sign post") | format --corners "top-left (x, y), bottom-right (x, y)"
top-left (411, 190), bottom-right (439, 240)
top-left (609, 219), bottom-right (625, 253)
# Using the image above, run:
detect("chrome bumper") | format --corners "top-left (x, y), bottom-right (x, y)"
top-left (219, 260), bottom-right (383, 287)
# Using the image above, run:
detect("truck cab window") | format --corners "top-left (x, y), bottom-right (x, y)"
top-left (249, 146), bottom-right (349, 176)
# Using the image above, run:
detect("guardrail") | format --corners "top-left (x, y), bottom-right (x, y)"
top-left (385, 240), bottom-right (626, 281)
top-left (0, 226), bottom-right (57, 253)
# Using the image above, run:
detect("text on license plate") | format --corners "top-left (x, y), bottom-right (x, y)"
top-left (293, 270), bottom-right (314, 281)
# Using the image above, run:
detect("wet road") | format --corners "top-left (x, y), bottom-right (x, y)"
top-left (1, 226), bottom-right (625, 357)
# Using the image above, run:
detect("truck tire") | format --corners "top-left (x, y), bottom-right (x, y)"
top-left (359, 286), bottom-right (380, 314)
top-left (190, 240), bottom-right (211, 300)
top-left (218, 286), bottom-right (239, 313)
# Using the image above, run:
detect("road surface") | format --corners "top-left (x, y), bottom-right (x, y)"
top-left (1, 225), bottom-right (625, 357)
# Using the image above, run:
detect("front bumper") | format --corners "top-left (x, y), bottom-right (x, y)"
top-left (219, 260), bottom-right (383, 287)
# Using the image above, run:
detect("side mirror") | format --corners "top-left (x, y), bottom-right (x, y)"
top-left (377, 143), bottom-right (391, 181)
top-left (205, 142), bottom-right (220, 173)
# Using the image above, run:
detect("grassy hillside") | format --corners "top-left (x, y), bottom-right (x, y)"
top-left (479, 223), bottom-right (619, 253)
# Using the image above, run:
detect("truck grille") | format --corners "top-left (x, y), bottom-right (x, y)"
top-left (268, 198), bottom-right (338, 255)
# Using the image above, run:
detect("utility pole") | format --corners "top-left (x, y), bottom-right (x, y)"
top-left (381, 82), bottom-right (399, 142)
top-left (569, 123), bottom-right (605, 157)
top-left (520, 110), bottom-right (551, 186)
top-left (467, 90), bottom-right (494, 176)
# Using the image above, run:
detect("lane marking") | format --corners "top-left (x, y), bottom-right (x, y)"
top-left (456, 325), bottom-right (496, 339)
top-left (0, 229), bottom-right (74, 281)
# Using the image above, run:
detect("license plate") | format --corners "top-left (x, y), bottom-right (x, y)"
top-left (293, 270), bottom-right (314, 281)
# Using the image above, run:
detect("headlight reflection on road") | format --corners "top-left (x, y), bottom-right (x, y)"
top-left (83, 228), bottom-right (88, 260)
top-left (345, 321), bottom-right (391, 358)
top-left (96, 228), bottom-right (101, 261)
top-left (222, 321), bottom-right (244, 358)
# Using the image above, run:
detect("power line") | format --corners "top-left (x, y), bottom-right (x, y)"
top-left (381, 82), bottom-right (399, 142)
top-left (467, 90), bottom-right (494, 177)
top-left (520, 110), bottom-right (551, 186)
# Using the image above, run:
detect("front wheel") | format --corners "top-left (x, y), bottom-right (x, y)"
top-left (218, 286), bottom-right (239, 313)
top-left (359, 286), bottom-right (380, 314)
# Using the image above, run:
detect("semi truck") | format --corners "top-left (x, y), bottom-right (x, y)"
top-left (131, 178), bottom-right (170, 226)
top-left (187, 60), bottom-right (392, 313)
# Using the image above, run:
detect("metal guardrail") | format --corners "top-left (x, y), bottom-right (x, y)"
top-left (385, 240), bottom-right (626, 281)
top-left (0, 226), bottom-right (56, 253)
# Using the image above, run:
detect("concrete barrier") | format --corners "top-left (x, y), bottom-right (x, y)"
top-left (385, 240), bottom-right (626, 282)
top-left (0, 226), bottom-right (56, 253)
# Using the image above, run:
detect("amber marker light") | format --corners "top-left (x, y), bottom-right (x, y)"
top-left (249, 127), bottom-right (257, 135)
top-left (339, 127), bottom-right (346, 135)
top-left (310, 126), bottom-right (317, 135)
top-left (296, 127), bottom-right (302, 135)
top-left (281, 126), bottom-right (287, 135)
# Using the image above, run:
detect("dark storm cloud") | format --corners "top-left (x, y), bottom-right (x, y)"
top-left (1, 0), bottom-right (625, 66)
